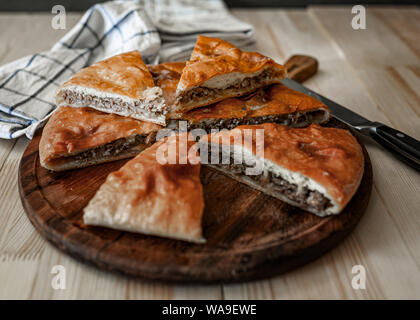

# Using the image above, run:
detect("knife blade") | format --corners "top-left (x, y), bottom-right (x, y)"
top-left (282, 78), bottom-right (420, 171)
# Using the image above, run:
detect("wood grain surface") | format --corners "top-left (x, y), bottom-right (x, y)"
top-left (0, 7), bottom-right (419, 298)
top-left (18, 120), bottom-right (372, 282)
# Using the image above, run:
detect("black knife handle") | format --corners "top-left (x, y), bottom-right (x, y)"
top-left (364, 122), bottom-right (420, 171)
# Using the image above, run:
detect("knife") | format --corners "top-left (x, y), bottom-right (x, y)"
top-left (281, 78), bottom-right (420, 171)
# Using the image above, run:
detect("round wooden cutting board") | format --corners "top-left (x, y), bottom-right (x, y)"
top-left (18, 120), bottom-right (372, 283)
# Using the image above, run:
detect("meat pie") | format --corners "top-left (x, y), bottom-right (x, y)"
top-left (83, 133), bottom-right (205, 243)
top-left (148, 61), bottom-right (186, 108)
top-left (56, 51), bottom-right (168, 125)
top-left (148, 61), bottom-right (328, 129)
top-left (39, 106), bottom-right (161, 171)
top-left (199, 123), bottom-right (364, 216)
top-left (173, 36), bottom-right (287, 113)
top-left (179, 84), bottom-right (330, 131)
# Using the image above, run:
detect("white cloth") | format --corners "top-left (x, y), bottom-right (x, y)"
top-left (0, 0), bottom-right (254, 139)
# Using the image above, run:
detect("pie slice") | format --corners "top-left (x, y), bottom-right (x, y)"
top-left (173, 36), bottom-right (287, 113)
top-left (147, 62), bottom-right (329, 129)
top-left (179, 84), bottom-right (330, 131)
top-left (39, 106), bottom-right (162, 171)
top-left (83, 133), bottom-right (205, 243)
top-left (56, 51), bottom-right (168, 125)
top-left (199, 123), bottom-right (364, 216)
top-left (148, 61), bottom-right (186, 108)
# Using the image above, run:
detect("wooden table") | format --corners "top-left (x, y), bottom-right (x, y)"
top-left (0, 6), bottom-right (419, 299)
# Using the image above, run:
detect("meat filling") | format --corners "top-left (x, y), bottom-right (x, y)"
top-left (215, 155), bottom-right (332, 212)
top-left (186, 110), bottom-right (328, 131)
top-left (55, 133), bottom-right (155, 165)
top-left (60, 90), bottom-right (167, 115)
top-left (176, 69), bottom-right (276, 105)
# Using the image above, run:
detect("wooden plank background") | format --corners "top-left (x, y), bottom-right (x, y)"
top-left (0, 6), bottom-right (418, 299)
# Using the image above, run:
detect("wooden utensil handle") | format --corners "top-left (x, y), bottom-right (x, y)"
top-left (284, 55), bottom-right (319, 83)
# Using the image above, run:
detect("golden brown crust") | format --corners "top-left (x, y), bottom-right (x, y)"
top-left (202, 123), bottom-right (364, 211)
top-left (148, 62), bottom-right (186, 106)
top-left (59, 51), bottom-right (155, 99)
top-left (148, 62), bottom-right (325, 125)
top-left (184, 98), bottom-right (248, 121)
top-left (246, 84), bottom-right (327, 118)
top-left (179, 36), bottom-right (286, 89)
top-left (39, 106), bottom-right (161, 169)
top-left (147, 61), bottom-right (328, 122)
top-left (174, 36), bottom-right (287, 112)
top-left (83, 133), bottom-right (205, 243)
top-left (182, 84), bottom-right (329, 124)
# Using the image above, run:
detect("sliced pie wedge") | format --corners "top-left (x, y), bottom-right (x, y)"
top-left (148, 61), bottom-right (186, 108)
top-left (173, 36), bottom-right (287, 113)
top-left (39, 106), bottom-right (162, 171)
top-left (83, 133), bottom-right (205, 243)
top-left (199, 123), bottom-right (364, 216)
top-left (148, 61), bottom-right (327, 129)
top-left (56, 51), bottom-right (168, 125)
top-left (180, 84), bottom-right (330, 130)
top-left (147, 62), bottom-right (328, 128)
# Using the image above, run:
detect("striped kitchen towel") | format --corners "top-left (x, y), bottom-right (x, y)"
top-left (0, 0), bottom-right (254, 139)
